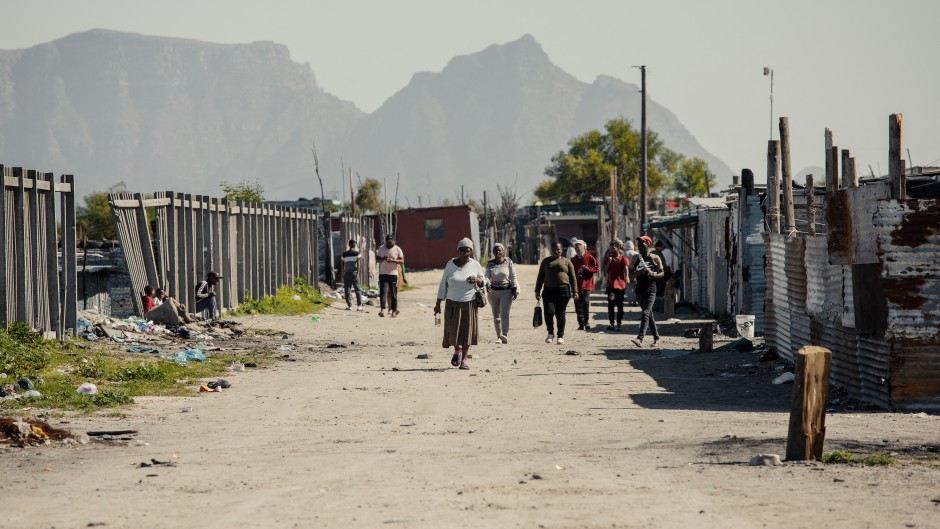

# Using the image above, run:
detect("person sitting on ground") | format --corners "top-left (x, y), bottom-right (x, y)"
top-left (141, 285), bottom-right (155, 315)
top-left (195, 271), bottom-right (222, 320)
top-left (152, 288), bottom-right (165, 308)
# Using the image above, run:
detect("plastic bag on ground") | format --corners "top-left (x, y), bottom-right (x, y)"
top-left (172, 348), bottom-right (206, 363)
top-left (77, 383), bottom-right (98, 395)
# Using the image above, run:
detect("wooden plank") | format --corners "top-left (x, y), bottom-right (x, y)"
top-left (110, 197), bottom-right (171, 208)
top-left (841, 149), bottom-right (850, 189)
top-left (135, 193), bottom-right (160, 290)
top-left (786, 345), bottom-right (832, 461)
top-left (61, 175), bottom-right (78, 334)
top-left (13, 168), bottom-right (28, 324)
top-left (184, 194), bottom-right (196, 310)
top-left (889, 114), bottom-right (904, 199)
top-left (779, 118), bottom-right (796, 236)
top-left (848, 157), bottom-right (859, 188)
top-left (166, 193), bottom-right (178, 294)
top-left (43, 173), bottom-right (61, 337)
top-left (0, 165), bottom-right (8, 327)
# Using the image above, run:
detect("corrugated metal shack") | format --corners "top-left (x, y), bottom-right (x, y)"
top-left (75, 241), bottom-right (135, 318)
top-left (762, 116), bottom-right (939, 410)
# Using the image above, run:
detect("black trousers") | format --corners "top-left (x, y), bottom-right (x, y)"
top-left (379, 274), bottom-right (398, 311)
top-left (606, 288), bottom-right (625, 325)
top-left (343, 273), bottom-right (362, 307)
top-left (637, 286), bottom-right (659, 340)
top-left (542, 287), bottom-right (571, 337)
top-left (574, 290), bottom-right (591, 327)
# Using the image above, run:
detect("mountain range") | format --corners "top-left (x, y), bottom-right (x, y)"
top-left (0, 30), bottom-right (733, 203)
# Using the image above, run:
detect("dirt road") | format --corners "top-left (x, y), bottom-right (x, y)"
top-left (2, 264), bottom-right (937, 529)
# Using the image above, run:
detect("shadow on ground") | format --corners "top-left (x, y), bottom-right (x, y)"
top-left (598, 346), bottom-right (794, 413)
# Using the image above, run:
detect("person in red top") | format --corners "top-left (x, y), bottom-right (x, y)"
top-left (570, 238), bottom-right (599, 330)
top-left (603, 240), bottom-right (630, 331)
top-left (141, 285), bottom-right (155, 315)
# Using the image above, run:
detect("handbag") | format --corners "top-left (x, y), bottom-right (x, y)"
top-left (532, 301), bottom-right (543, 328)
top-left (474, 285), bottom-right (487, 308)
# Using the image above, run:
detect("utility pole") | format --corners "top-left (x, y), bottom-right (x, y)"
top-left (639, 65), bottom-right (648, 234)
top-left (609, 167), bottom-right (618, 242)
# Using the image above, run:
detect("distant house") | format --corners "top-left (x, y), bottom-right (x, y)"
top-left (395, 206), bottom-right (480, 270)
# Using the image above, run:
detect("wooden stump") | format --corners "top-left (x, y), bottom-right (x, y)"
top-left (785, 346), bottom-right (833, 461)
top-left (698, 323), bottom-right (713, 353)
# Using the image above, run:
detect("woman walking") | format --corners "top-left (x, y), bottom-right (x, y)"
top-left (434, 238), bottom-right (487, 370)
top-left (631, 235), bottom-right (665, 347)
top-left (485, 243), bottom-right (518, 344)
top-left (570, 238), bottom-right (599, 330)
top-left (603, 240), bottom-right (630, 331)
top-left (535, 241), bottom-right (578, 345)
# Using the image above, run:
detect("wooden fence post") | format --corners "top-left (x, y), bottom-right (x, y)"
top-left (779, 118), bottom-right (796, 236)
top-left (698, 323), bottom-right (713, 353)
top-left (805, 175), bottom-right (816, 236)
top-left (786, 345), bottom-right (833, 461)
top-left (889, 114), bottom-right (905, 200)
top-left (767, 140), bottom-right (781, 234)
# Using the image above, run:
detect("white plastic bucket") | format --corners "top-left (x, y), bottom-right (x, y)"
top-left (735, 315), bottom-right (756, 340)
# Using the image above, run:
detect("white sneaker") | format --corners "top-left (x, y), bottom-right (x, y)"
top-left (545, 334), bottom-right (554, 343)
top-left (557, 337), bottom-right (565, 345)
top-left (345, 305), bottom-right (352, 311)
top-left (356, 305), bottom-right (364, 312)
top-left (494, 337), bottom-right (504, 344)
top-left (499, 335), bottom-right (508, 344)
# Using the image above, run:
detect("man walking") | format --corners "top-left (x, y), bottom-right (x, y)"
top-left (376, 234), bottom-right (404, 317)
top-left (342, 239), bottom-right (364, 311)
top-left (570, 238), bottom-right (599, 330)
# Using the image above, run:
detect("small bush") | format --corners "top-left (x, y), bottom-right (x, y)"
top-left (230, 277), bottom-right (330, 316)
top-left (822, 450), bottom-right (855, 463)
top-left (0, 322), bottom-right (53, 378)
top-left (861, 453), bottom-right (897, 466)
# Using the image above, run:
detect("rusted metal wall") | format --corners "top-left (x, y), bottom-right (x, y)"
top-left (765, 191), bottom-right (939, 409)
top-left (873, 199), bottom-right (940, 410)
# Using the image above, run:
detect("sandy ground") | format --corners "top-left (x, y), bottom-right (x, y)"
top-left (1, 264), bottom-right (938, 529)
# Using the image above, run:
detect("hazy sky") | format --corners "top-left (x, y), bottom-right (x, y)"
top-left (4, 0), bottom-right (939, 190)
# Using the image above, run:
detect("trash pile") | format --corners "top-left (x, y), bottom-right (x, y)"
top-left (0, 377), bottom-right (42, 401)
top-left (0, 417), bottom-right (80, 446)
top-left (77, 309), bottom-right (247, 346)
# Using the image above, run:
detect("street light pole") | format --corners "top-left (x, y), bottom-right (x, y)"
top-left (763, 67), bottom-right (774, 141)
top-left (534, 201), bottom-right (543, 262)
top-left (633, 64), bottom-right (647, 233)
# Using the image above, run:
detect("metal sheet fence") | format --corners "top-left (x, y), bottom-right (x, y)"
top-left (339, 214), bottom-right (377, 288)
top-left (1, 165), bottom-right (76, 338)
top-left (110, 193), bottom-right (321, 316)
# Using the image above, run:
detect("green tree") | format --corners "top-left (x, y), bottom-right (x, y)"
top-left (355, 178), bottom-right (383, 213)
top-left (77, 182), bottom-right (126, 240)
top-left (672, 157), bottom-right (716, 198)
top-left (536, 118), bottom-right (674, 204)
top-left (221, 179), bottom-right (264, 203)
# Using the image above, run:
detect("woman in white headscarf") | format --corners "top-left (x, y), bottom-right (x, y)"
top-left (434, 238), bottom-right (487, 370)
top-left (485, 242), bottom-right (518, 344)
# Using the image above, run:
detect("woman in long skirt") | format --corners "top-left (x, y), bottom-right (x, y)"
top-left (434, 238), bottom-right (487, 370)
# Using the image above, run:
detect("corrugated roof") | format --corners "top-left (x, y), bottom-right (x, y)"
top-left (687, 197), bottom-right (729, 208)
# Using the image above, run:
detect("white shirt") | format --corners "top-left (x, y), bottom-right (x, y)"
top-left (437, 258), bottom-right (486, 302)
